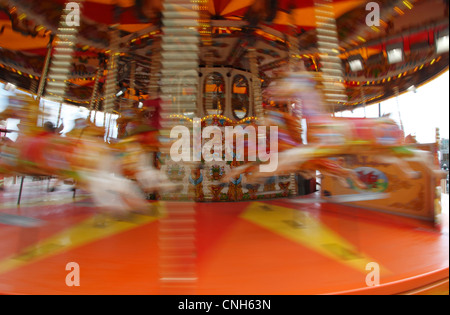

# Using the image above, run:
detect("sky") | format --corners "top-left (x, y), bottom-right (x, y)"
top-left (1, 69), bottom-right (449, 144)
top-left (340, 70), bottom-right (449, 144)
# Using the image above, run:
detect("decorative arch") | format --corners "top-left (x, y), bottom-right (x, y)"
top-left (203, 71), bottom-right (226, 116)
top-left (231, 74), bottom-right (250, 120)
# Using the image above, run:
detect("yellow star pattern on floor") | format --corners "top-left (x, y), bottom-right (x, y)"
top-left (0, 204), bottom-right (164, 276)
top-left (241, 202), bottom-right (391, 275)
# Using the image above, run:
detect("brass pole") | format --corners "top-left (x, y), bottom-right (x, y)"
top-left (38, 35), bottom-right (55, 125)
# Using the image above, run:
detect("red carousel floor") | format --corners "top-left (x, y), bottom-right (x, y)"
top-left (0, 178), bottom-right (448, 295)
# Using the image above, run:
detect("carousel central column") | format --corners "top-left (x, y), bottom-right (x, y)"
top-left (248, 47), bottom-right (267, 197)
top-left (158, 0), bottom-right (202, 294)
top-left (199, 1), bottom-right (213, 202)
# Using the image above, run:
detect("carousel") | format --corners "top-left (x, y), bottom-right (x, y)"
top-left (0, 0), bottom-right (448, 295)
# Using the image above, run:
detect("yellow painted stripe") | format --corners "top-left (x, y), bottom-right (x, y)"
top-left (0, 204), bottom-right (164, 275)
top-left (241, 202), bottom-right (391, 275)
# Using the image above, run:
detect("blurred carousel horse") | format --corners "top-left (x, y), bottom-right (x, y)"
top-left (114, 98), bottom-right (176, 193)
top-left (223, 72), bottom-right (445, 189)
top-left (0, 120), bottom-right (13, 191)
top-left (0, 95), bottom-right (173, 216)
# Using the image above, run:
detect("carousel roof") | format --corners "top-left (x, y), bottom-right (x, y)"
top-left (0, 0), bottom-right (448, 111)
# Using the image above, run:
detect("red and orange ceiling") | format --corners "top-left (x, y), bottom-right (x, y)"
top-left (0, 0), bottom-right (366, 54)
top-left (0, 0), bottom-right (448, 109)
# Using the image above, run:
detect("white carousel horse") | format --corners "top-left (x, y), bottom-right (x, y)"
top-left (223, 72), bottom-right (445, 189)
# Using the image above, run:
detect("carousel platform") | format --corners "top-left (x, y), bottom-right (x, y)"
top-left (0, 178), bottom-right (448, 295)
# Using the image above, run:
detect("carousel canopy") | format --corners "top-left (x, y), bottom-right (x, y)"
top-left (0, 0), bottom-right (448, 111)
